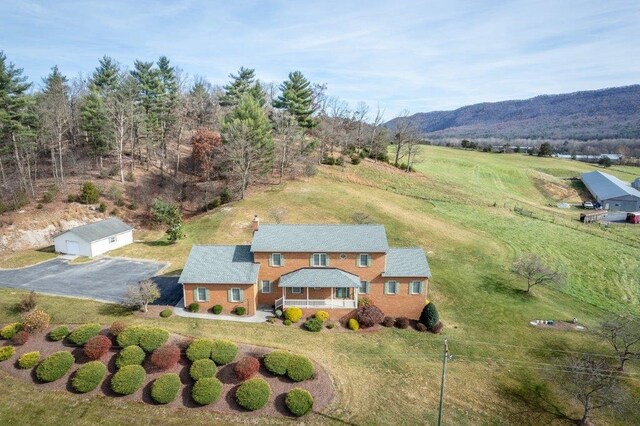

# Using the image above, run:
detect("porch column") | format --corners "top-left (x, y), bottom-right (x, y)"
top-left (330, 288), bottom-right (334, 309)
top-left (306, 287), bottom-right (309, 308)
top-left (282, 287), bottom-right (285, 309)
top-left (354, 287), bottom-right (358, 308)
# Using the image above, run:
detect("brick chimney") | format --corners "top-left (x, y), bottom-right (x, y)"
top-left (251, 215), bottom-right (260, 232)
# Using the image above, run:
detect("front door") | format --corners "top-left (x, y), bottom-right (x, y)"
top-left (335, 288), bottom-right (349, 298)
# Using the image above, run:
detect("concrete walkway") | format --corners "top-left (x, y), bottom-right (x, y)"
top-left (172, 298), bottom-right (273, 323)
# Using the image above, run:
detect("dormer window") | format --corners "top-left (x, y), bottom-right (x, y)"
top-left (311, 253), bottom-right (328, 267)
top-left (358, 253), bottom-right (371, 267)
top-left (270, 253), bottom-right (283, 267)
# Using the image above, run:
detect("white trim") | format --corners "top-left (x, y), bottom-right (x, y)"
top-left (357, 253), bottom-right (371, 267)
top-left (230, 287), bottom-right (242, 302)
top-left (270, 253), bottom-right (283, 267)
top-left (409, 280), bottom-right (423, 295)
top-left (195, 287), bottom-right (208, 302)
top-left (261, 280), bottom-right (272, 293)
top-left (311, 253), bottom-right (328, 267)
top-left (359, 281), bottom-right (369, 294)
top-left (291, 287), bottom-right (303, 294)
top-left (385, 281), bottom-right (399, 295)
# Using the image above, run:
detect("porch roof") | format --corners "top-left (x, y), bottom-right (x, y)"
top-left (279, 268), bottom-right (361, 288)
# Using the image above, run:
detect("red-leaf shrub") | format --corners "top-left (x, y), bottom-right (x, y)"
top-left (395, 317), bottom-right (410, 329)
top-left (431, 321), bottom-right (444, 334)
top-left (12, 331), bottom-right (30, 346)
top-left (234, 356), bottom-right (260, 381)
top-left (416, 323), bottom-right (428, 332)
top-left (109, 321), bottom-right (127, 337)
top-left (355, 305), bottom-right (385, 328)
top-left (150, 345), bottom-right (181, 370)
top-left (83, 335), bottom-right (112, 360)
top-left (382, 316), bottom-right (395, 327)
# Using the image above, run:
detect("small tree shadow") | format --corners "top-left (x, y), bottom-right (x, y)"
top-left (478, 274), bottom-right (532, 301)
top-left (142, 241), bottom-right (173, 248)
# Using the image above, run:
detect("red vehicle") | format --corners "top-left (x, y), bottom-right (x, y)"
top-left (627, 212), bottom-right (640, 224)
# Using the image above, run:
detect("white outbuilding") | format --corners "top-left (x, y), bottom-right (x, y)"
top-left (53, 218), bottom-right (133, 257)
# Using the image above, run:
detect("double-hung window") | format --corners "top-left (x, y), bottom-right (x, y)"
top-left (195, 287), bottom-right (208, 302)
top-left (270, 253), bottom-right (283, 267)
top-left (311, 253), bottom-right (328, 267)
top-left (108, 236), bottom-right (117, 243)
top-left (358, 253), bottom-right (371, 267)
top-left (409, 281), bottom-right (423, 295)
top-left (229, 288), bottom-right (242, 302)
top-left (359, 281), bottom-right (370, 294)
top-left (291, 287), bottom-right (302, 294)
top-left (261, 280), bottom-right (272, 293)
top-left (384, 281), bottom-right (399, 295)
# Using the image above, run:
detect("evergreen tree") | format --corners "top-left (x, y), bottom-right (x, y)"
top-left (219, 67), bottom-right (265, 107)
top-left (80, 89), bottom-right (112, 163)
top-left (156, 56), bottom-right (178, 180)
top-left (187, 79), bottom-right (214, 128)
top-left (273, 71), bottom-right (316, 129)
top-left (131, 60), bottom-right (163, 169)
top-left (223, 94), bottom-right (273, 159)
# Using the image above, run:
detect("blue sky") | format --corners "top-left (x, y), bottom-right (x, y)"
top-left (1, 0), bottom-right (639, 119)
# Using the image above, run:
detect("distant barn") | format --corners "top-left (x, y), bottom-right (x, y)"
top-left (581, 171), bottom-right (640, 212)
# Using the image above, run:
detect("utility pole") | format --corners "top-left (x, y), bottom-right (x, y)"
top-left (437, 339), bottom-right (451, 426)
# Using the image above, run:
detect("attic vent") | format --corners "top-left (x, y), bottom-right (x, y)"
top-left (339, 253), bottom-right (347, 260)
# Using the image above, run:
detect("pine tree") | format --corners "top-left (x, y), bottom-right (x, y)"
top-left (273, 71), bottom-right (316, 129)
top-left (156, 56), bottom-right (178, 181)
top-left (80, 89), bottom-right (112, 165)
top-left (131, 60), bottom-right (164, 170)
top-left (38, 66), bottom-right (70, 182)
top-left (219, 67), bottom-right (265, 107)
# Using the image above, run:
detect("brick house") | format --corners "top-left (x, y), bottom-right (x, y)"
top-left (179, 217), bottom-right (431, 319)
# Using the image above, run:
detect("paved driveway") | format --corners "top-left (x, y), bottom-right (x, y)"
top-left (0, 258), bottom-right (182, 305)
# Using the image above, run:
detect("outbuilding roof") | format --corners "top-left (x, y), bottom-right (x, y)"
top-left (382, 248), bottom-right (431, 278)
top-left (278, 268), bottom-right (361, 288)
top-left (581, 171), bottom-right (640, 200)
top-left (250, 224), bottom-right (389, 253)
top-left (56, 218), bottom-right (132, 243)
top-left (178, 245), bottom-right (260, 284)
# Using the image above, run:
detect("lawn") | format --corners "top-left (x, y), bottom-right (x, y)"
top-left (1, 146), bottom-right (639, 424)
top-left (0, 246), bottom-right (57, 269)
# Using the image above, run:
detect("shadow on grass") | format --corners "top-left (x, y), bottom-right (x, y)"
top-left (37, 245), bottom-right (56, 253)
top-left (478, 274), bottom-right (532, 301)
top-left (98, 303), bottom-right (133, 317)
top-left (142, 240), bottom-right (173, 248)
top-left (161, 269), bottom-right (183, 277)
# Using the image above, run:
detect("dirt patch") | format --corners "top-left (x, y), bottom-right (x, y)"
top-left (532, 177), bottom-right (580, 202)
top-left (0, 326), bottom-right (334, 417)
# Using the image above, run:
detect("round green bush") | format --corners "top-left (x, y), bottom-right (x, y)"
top-left (283, 319), bottom-right (292, 326)
top-left (304, 318), bottom-right (323, 332)
top-left (139, 328), bottom-right (169, 353)
top-left (186, 338), bottom-right (214, 362)
top-left (188, 303), bottom-right (200, 313)
top-left (49, 325), bottom-right (70, 341)
top-left (235, 378), bottom-right (271, 411)
top-left (191, 377), bottom-right (223, 405)
top-left (111, 365), bottom-right (146, 395)
top-left (36, 351), bottom-right (75, 382)
top-left (159, 309), bottom-right (173, 318)
top-left (17, 351), bottom-right (40, 369)
top-left (285, 388), bottom-right (314, 416)
top-left (211, 339), bottom-right (238, 365)
top-left (287, 355), bottom-right (314, 382)
top-left (115, 345), bottom-right (146, 369)
top-left (151, 373), bottom-right (181, 404)
top-left (0, 346), bottom-right (16, 362)
top-left (190, 359), bottom-right (216, 381)
top-left (1, 323), bottom-right (22, 340)
top-left (211, 305), bottom-right (223, 315)
top-left (67, 323), bottom-right (101, 345)
top-left (72, 361), bottom-right (107, 393)
top-left (264, 350), bottom-right (291, 376)
top-left (284, 307), bottom-right (303, 323)
top-left (116, 326), bottom-right (146, 348)
top-left (234, 306), bottom-right (246, 316)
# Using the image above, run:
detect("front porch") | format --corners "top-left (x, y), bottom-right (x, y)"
top-left (275, 290), bottom-right (358, 310)
top-left (276, 267), bottom-right (361, 310)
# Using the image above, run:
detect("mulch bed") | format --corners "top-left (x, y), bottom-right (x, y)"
top-left (0, 326), bottom-right (335, 417)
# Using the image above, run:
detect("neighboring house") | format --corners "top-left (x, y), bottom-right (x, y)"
top-left (179, 217), bottom-right (431, 319)
top-left (53, 218), bottom-right (133, 257)
top-left (581, 171), bottom-right (640, 212)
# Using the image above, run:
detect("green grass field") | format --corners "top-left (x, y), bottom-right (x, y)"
top-left (1, 146), bottom-right (639, 424)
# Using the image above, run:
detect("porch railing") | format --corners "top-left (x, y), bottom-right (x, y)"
top-left (275, 297), bottom-right (356, 310)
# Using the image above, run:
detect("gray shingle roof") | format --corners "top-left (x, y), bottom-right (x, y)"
top-left (58, 218), bottom-right (132, 243)
top-left (178, 245), bottom-right (260, 284)
top-left (581, 171), bottom-right (640, 200)
top-left (250, 224), bottom-right (389, 253)
top-left (279, 268), bottom-right (361, 288)
top-left (382, 248), bottom-right (431, 277)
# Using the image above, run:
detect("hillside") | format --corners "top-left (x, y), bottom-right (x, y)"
top-left (386, 85), bottom-right (640, 140)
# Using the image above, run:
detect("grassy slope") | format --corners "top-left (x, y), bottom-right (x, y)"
top-left (1, 146), bottom-right (639, 424)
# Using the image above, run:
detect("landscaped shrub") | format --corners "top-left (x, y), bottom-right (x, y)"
top-left (314, 311), bottom-right (329, 322)
top-left (358, 296), bottom-right (372, 307)
top-left (419, 302), bottom-right (440, 330)
top-left (234, 356), bottom-right (260, 381)
top-left (284, 307), bottom-right (303, 323)
top-left (192, 377), bottom-right (223, 405)
top-left (0, 346), bottom-right (16, 362)
top-left (211, 339), bottom-right (238, 365)
top-left (67, 323), bottom-right (101, 345)
top-left (17, 351), bottom-right (40, 368)
top-left (109, 321), bottom-right (127, 336)
top-left (275, 309), bottom-right (283, 318)
top-left (211, 305), bottom-right (223, 314)
top-left (287, 355), bottom-right (314, 382)
top-left (283, 319), bottom-right (292, 326)
top-left (382, 316), bottom-right (395, 327)
top-left (79, 181), bottom-right (100, 204)
top-left (304, 318), bottom-right (323, 332)
top-left (139, 328), bottom-right (169, 353)
top-left (234, 306), bottom-right (246, 316)
top-left (84, 335), bottom-right (112, 360)
top-left (36, 351), bottom-right (75, 382)
top-left (116, 325), bottom-right (146, 347)
top-left (235, 378), bottom-right (271, 411)
top-left (189, 359), bottom-right (216, 381)
top-left (187, 303), bottom-right (200, 313)
top-left (22, 309), bottom-right (51, 333)
top-left (160, 309), bottom-right (173, 318)
top-left (1, 323), bottom-right (22, 339)
top-left (355, 305), bottom-right (385, 328)
top-left (150, 345), bottom-right (181, 370)
top-left (348, 318), bottom-right (360, 331)
top-left (49, 325), bottom-right (69, 341)
top-left (326, 321), bottom-right (335, 329)
top-left (12, 330), bottom-right (30, 345)
top-left (431, 321), bottom-right (444, 334)
top-left (110, 364), bottom-right (146, 395)
top-left (285, 388), bottom-right (314, 416)
top-left (395, 317), bottom-right (410, 329)
top-left (416, 323), bottom-right (428, 332)
top-left (71, 361), bottom-right (107, 393)
top-left (115, 345), bottom-right (146, 369)
top-left (186, 338), bottom-right (214, 362)
top-left (18, 291), bottom-right (38, 313)
top-left (264, 350), bottom-right (291, 376)
top-left (151, 373), bottom-right (181, 404)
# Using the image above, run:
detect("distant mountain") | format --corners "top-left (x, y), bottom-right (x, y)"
top-left (386, 85), bottom-right (640, 140)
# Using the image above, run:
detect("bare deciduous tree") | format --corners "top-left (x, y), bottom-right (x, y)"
top-left (268, 207), bottom-right (288, 224)
top-left (596, 315), bottom-right (640, 371)
top-left (512, 253), bottom-right (564, 293)
top-left (124, 279), bottom-right (160, 313)
top-left (223, 121), bottom-right (269, 200)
